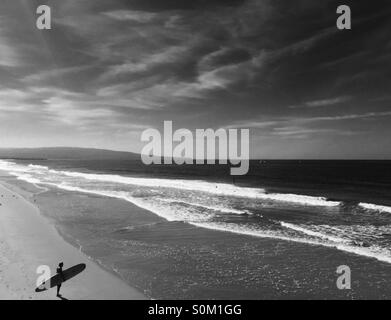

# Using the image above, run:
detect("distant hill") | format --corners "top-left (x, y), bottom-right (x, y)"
top-left (0, 147), bottom-right (141, 161)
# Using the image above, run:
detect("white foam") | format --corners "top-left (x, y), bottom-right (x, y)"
top-left (67, 184), bottom-right (391, 264)
top-left (28, 164), bottom-right (49, 170)
top-left (159, 198), bottom-right (249, 215)
top-left (334, 243), bottom-right (391, 264)
top-left (58, 182), bottom-right (391, 263)
top-left (192, 221), bottom-right (330, 246)
top-left (193, 221), bottom-right (391, 264)
top-left (9, 172), bottom-right (41, 185)
top-left (0, 160), bottom-right (341, 207)
top-left (2, 159), bottom-right (390, 264)
top-left (59, 170), bottom-right (340, 206)
top-left (0, 160), bottom-right (26, 172)
top-left (359, 202), bottom-right (391, 214)
top-left (58, 170), bottom-right (268, 198)
top-left (280, 222), bottom-right (351, 244)
top-left (258, 193), bottom-right (340, 207)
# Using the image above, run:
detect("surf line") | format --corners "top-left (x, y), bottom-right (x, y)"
top-left (148, 304), bottom-right (182, 318)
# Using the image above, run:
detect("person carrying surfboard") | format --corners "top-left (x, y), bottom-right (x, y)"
top-left (35, 263), bottom-right (86, 295)
top-left (56, 262), bottom-right (65, 297)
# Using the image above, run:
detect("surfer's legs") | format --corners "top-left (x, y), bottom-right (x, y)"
top-left (56, 284), bottom-right (61, 296)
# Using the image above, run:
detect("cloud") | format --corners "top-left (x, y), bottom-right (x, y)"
top-left (0, 84), bottom-right (141, 130)
top-left (229, 110), bottom-right (391, 130)
top-left (0, 41), bottom-right (19, 67)
top-left (299, 111), bottom-right (391, 123)
top-left (176, 64), bottom-right (245, 97)
top-left (224, 120), bottom-right (279, 129)
top-left (103, 10), bottom-right (158, 23)
top-left (0, 26), bottom-right (20, 67)
top-left (198, 47), bottom-right (252, 71)
top-left (100, 44), bottom-right (193, 80)
top-left (0, 0), bottom-right (390, 156)
top-left (42, 96), bottom-right (118, 126)
top-left (49, 0), bottom-right (345, 111)
top-left (22, 65), bottom-right (93, 83)
top-left (0, 87), bottom-right (32, 111)
top-left (111, 0), bottom-right (245, 12)
top-left (290, 96), bottom-right (352, 109)
top-left (271, 126), bottom-right (359, 139)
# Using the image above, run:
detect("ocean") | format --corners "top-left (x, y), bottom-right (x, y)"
top-left (1, 159), bottom-right (391, 298)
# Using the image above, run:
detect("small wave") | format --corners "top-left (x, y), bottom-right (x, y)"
top-left (28, 164), bottom-right (49, 170)
top-left (0, 160), bottom-right (341, 207)
top-left (10, 173), bottom-right (42, 185)
top-left (115, 222), bottom-right (162, 232)
top-left (59, 170), bottom-right (340, 206)
top-left (258, 193), bottom-right (340, 207)
top-left (280, 222), bottom-right (351, 244)
top-left (37, 167), bottom-right (338, 206)
top-left (7, 172), bottom-right (49, 191)
top-left (42, 183), bottom-right (213, 222)
top-left (57, 170), bottom-right (267, 198)
top-left (193, 221), bottom-right (391, 264)
top-left (159, 198), bottom-right (250, 215)
top-left (192, 221), bottom-right (330, 246)
top-left (2, 159), bottom-right (391, 264)
top-left (359, 202), bottom-right (391, 214)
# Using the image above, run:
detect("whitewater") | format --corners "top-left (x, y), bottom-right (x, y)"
top-left (1, 159), bottom-right (391, 264)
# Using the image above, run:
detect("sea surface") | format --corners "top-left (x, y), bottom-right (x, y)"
top-left (1, 159), bottom-right (391, 298)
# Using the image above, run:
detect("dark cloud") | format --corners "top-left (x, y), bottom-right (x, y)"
top-left (0, 0), bottom-right (390, 157)
top-left (199, 47), bottom-right (252, 70)
top-left (118, 0), bottom-right (246, 12)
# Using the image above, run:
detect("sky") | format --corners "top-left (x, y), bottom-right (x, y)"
top-left (0, 0), bottom-right (390, 158)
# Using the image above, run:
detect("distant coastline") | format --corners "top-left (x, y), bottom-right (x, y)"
top-left (0, 157), bottom-right (47, 160)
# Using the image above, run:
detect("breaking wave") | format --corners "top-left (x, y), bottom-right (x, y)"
top-left (359, 202), bottom-right (391, 214)
top-left (1, 159), bottom-right (391, 264)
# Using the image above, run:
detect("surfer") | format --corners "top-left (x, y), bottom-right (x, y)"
top-left (56, 262), bottom-right (65, 297)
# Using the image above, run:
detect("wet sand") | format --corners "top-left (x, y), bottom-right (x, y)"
top-left (0, 174), bottom-right (146, 300)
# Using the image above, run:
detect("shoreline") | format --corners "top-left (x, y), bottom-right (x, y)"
top-left (0, 175), bottom-right (146, 300)
top-left (1, 169), bottom-right (391, 299)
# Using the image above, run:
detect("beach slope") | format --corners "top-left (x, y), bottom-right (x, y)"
top-left (0, 183), bottom-right (145, 300)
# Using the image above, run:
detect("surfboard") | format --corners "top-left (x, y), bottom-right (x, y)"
top-left (35, 263), bottom-right (86, 292)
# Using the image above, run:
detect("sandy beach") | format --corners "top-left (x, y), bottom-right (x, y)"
top-left (0, 177), bottom-right (146, 300)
